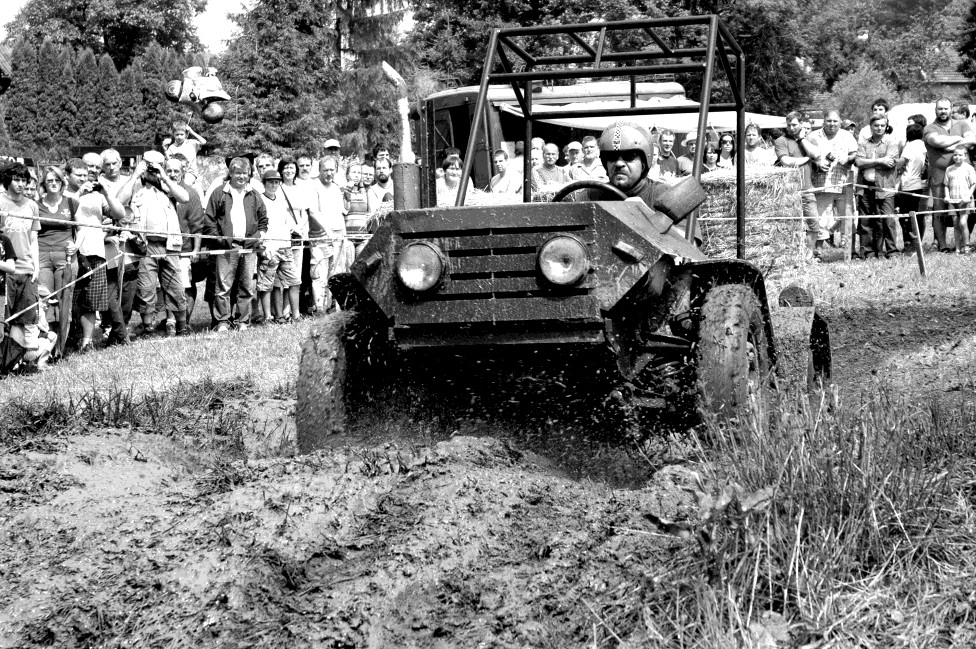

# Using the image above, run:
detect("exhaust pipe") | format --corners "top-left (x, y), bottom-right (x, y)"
top-left (382, 62), bottom-right (421, 211)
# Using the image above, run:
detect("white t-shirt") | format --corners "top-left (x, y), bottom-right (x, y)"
top-left (166, 140), bottom-right (201, 177)
top-left (227, 185), bottom-right (248, 238)
top-left (70, 191), bottom-right (110, 259)
top-left (261, 193), bottom-right (291, 253)
top-left (280, 183), bottom-right (312, 238)
top-left (900, 139), bottom-right (928, 192)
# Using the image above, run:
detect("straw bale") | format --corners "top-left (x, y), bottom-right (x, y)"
top-left (697, 166), bottom-right (805, 278)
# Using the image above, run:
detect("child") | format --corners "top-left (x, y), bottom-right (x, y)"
top-left (944, 145), bottom-right (976, 253)
top-left (343, 163), bottom-right (369, 256)
top-left (164, 119), bottom-right (207, 192)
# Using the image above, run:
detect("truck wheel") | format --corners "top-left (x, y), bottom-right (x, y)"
top-left (296, 312), bottom-right (354, 453)
top-left (696, 285), bottom-right (771, 421)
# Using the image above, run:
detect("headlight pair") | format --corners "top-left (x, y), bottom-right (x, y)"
top-left (395, 235), bottom-right (590, 293)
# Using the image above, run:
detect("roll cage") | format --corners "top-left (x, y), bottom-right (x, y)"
top-left (442, 15), bottom-right (748, 258)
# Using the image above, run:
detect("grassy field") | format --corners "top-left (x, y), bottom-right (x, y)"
top-left (2, 251), bottom-right (976, 647)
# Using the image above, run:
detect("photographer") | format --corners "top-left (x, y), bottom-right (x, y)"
top-left (63, 157), bottom-right (126, 352)
top-left (119, 151), bottom-right (190, 337)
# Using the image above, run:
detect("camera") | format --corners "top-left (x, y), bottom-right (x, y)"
top-left (90, 181), bottom-right (103, 192)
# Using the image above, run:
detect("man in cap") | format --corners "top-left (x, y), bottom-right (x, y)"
top-left (255, 169), bottom-right (302, 324)
top-left (323, 138), bottom-right (345, 180)
top-left (564, 141), bottom-right (583, 169)
top-left (203, 157), bottom-right (268, 331)
top-left (119, 150), bottom-right (191, 336)
top-left (571, 136), bottom-right (609, 182)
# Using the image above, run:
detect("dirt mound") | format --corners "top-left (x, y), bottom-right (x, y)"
top-left (1, 430), bottom-right (696, 648)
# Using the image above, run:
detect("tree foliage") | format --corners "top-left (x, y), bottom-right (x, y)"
top-left (825, 62), bottom-right (897, 124)
top-left (959, 0), bottom-right (976, 94)
top-left (211, 0), bottom-right (407, 157)
top-left (2, 0), bottom-right (205, 69)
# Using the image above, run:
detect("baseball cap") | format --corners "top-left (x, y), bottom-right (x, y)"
top-left (261, 169), bottom-right (282, 182)
top-left (323, 138), bottom-right (341, 149)
top-left (143, 150), bottom-right (165, 165)
top-left (566, 141), bottom-right (582, 151)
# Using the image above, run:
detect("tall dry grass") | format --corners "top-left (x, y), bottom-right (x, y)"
top-left (632, 389), bottom-right (976, 647)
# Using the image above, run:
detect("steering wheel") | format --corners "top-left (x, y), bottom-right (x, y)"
top-left (550, 179), bottom-right (629, 203)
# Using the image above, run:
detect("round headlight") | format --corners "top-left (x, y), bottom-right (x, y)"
top-left (538, 235), bottom-right (589, 286)
top-left (396, 242), bottom-right (445, 292)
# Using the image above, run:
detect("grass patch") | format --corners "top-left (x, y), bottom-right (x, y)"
top-left (625, 388), bottom-right (976, 646)
top-left (0, 376), bottom-right (256, 455)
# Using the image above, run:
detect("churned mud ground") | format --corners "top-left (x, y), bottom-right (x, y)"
top-left (1, 251), bottom-right (975, 647)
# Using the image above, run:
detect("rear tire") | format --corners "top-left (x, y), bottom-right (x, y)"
top-left (696, 285), bottom-right (771, 421)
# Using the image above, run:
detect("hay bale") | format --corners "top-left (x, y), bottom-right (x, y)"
top-left (697, 167), bottom-right (805, 277)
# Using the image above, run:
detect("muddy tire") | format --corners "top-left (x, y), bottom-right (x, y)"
top-left (696, 284), bottom-right (771, 420)
top-left (296, 312), bottom-right (354, 453)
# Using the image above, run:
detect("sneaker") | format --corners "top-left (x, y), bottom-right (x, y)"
top-left (236, 322), bottom-right (249, 332)
top-left (215, 323), bottom-right (230, 333)
top-left (165, 322), bottom-right (177, 338)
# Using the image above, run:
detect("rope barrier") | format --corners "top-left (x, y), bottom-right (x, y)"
top-left (2, 251), bottom-right (126, 324)
top-left (0, 209), bottom-right (370, 244)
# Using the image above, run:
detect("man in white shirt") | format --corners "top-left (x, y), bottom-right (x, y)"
top-left (806, 110), bottom-right (858, 249)
top-left (571, 136), bottom-right (610, 182)
top-left (489, 150), bottom-right (523, 193)
top-left (122, 150), bottom-right (190, 337)
top-left (309, 155), bottom-right (347, 312)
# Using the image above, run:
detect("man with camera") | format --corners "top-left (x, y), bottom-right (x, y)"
top-left (118, 151), bottom-right (191, 337)
top-left (64, 156), bottom-right (127, 350)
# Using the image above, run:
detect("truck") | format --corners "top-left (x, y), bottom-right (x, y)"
top-left (295, 15), bottom-right (831, 451)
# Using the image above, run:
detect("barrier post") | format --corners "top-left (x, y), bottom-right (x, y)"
top-left (909, 211), bottom-right (926, 276)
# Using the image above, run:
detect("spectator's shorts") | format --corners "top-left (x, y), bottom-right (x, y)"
top-left (257, 248), bottom-right (301, 292)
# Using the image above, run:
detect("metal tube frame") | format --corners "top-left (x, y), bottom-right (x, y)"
top-left (452, 15), bottom-right (747, 257)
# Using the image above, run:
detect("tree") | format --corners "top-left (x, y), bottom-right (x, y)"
top-left (4, 40), bottom-right (41, 150)
top-left (72, 48), bottom-right (102, 146)
top-left (211, 0), bottom-right (405, 157)
top-left (408, 0), bottom-right (683, 88)
top-left (2, 0), bottom-right (206, 69)
top-left (825, 62), bottom-right (897, 124)
top-left (713, 0), bottom-right (817, 114)
top-left (959, 0), bottom-right (976, 94)
top-left (115, 64), bottom-right (146, 145)
top-left (133, 43), bottom-right (187, 146)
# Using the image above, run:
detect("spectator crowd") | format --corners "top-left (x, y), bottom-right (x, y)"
top-left (1, 97), bottom-right (972, 372)
top-left (0, 124), bottom-right (396, 372)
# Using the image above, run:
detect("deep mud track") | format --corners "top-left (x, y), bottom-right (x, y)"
top-left (1, 430), bottom-right (697, 647)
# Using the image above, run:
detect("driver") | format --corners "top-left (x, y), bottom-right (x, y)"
top-left (577, 120), bottom-right (701, 241)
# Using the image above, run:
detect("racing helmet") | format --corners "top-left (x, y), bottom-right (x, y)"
top-left (598, 121), bottom-right (654, 181)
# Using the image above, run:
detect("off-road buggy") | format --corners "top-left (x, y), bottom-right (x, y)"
top-left (296, 16), bottom-right (831, 451)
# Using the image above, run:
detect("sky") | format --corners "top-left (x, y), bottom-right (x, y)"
top-left (1, 0), bottom-right (245, 54)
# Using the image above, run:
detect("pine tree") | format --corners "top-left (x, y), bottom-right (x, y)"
top-left (959, 0), bottom-right (976, 94)
top-left (115, 63), bottom-right (146, 145)
top-left (135, 44), bottom-right (187, 147)
top-left (73, 48), bottom-right (101, 147)
top-left (4, 40), bottom-right (41, 150)
top-left (211, 0), bottom-right (343, 156)
top-left (54, 46), bottom-right (79, 150)
top-left (89, 53), bottom-right (120, 146)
